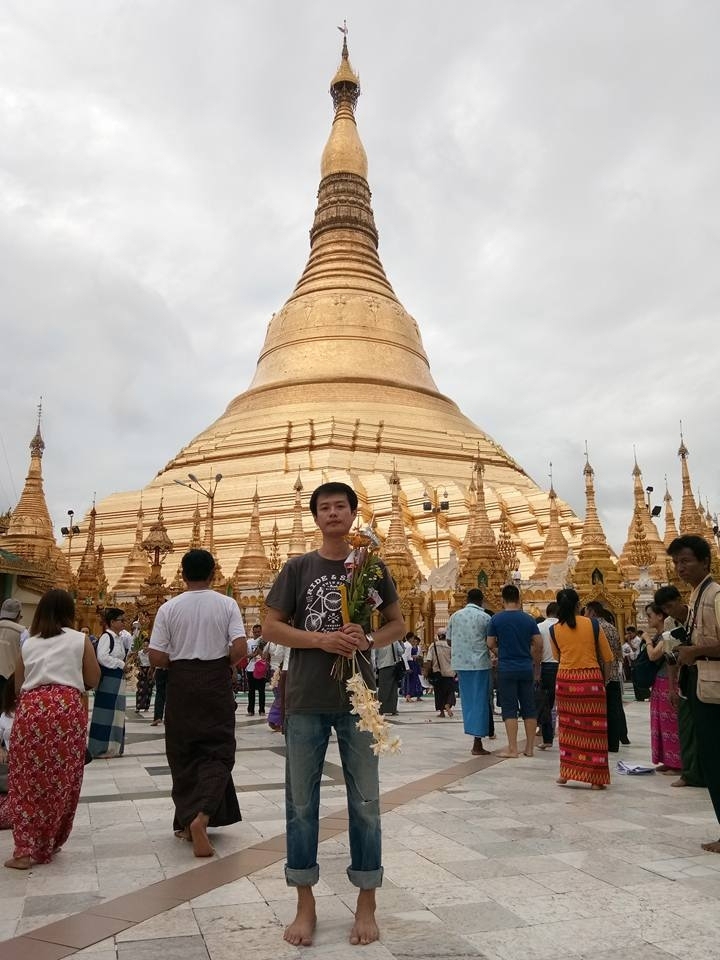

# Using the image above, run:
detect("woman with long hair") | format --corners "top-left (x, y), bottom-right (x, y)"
top-left (5, 589), bottom-right (100, 869)
top-left (88, 607), bottom-right (128, 757)
top-left (645, 602), bottom-right (682, 774)
top-left (550, 589), bottom-right (614, 790)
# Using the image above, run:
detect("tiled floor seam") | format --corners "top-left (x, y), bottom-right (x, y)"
top-left (4, 752), bottom-right (500, 956)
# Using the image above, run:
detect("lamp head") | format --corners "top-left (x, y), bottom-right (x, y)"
top-left (214, 473), bottom-right (222, 483)
top-left (188, 473), bottom-right (199, 483)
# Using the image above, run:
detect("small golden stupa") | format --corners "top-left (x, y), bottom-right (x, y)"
top-left (73, 37), bottom-right (584, 591)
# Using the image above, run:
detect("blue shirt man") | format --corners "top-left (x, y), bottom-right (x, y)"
top-left (487, 584), bottom-right (543, 759)
top-left (447, 588), bottom-right (492, 755)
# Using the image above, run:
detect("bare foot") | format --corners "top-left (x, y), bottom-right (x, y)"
top-left (701, 840), bottom-right (720, 854)
top-left (174, 827), bottom-right (191, 841)
top-left (284, 888), bottom-right (316, 946)
top-left (496, 751), bottom-right (519, 758)
top-left (671, 777), bottom-right (688, 787)
top-left (4, 856), bottom-right (31, 870)
top-left (556, 777), bottom-right (568, 785)
top-left (523, 752), bottom-right (535, 758)
top-left (189, 813), bottom-right (214, 857)
top-left (590, 784), bottom-right (607, 791)
top-left (350, 889), bottom-right (379, 945)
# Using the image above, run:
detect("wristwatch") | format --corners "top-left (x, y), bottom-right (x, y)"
top-left (365, 633), bottom-right (375, 650)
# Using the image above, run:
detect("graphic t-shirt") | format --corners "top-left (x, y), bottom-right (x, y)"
top-left (487, 610), bottom-right (539, 673)
top-left (265, 551), bottom-right (398, 714)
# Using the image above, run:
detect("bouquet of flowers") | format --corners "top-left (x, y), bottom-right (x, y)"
top-left (331, 526), bottom-right (401, 756)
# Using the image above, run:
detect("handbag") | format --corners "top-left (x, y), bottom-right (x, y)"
top-left (696, 659), bottom-right (720, 704)
top-left (428, 643), bottom-right (443, 683)
top-left (632, 641), bottom-right (663, 689)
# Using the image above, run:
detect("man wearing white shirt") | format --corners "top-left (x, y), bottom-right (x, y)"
top-left (88, 608), bottom-right (129, 758)
top-left (536, 602), bottom-right (559, 749)
top-left (150, 549), bottom-right (247, 858)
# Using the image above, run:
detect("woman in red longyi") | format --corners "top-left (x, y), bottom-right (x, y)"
top-left (5, 589), bottom-right (100, 870)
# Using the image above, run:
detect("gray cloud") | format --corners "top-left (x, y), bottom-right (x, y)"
top-left (1, 1), bottom-right (718, 553)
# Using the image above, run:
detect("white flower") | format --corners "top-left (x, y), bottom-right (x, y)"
top-left (344, 654), bottom-right (402, 758)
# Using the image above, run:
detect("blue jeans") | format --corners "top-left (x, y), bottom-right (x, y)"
top-left (284, 712), bottom-right (383, 889)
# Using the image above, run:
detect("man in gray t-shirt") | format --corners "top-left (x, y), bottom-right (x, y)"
top-left (264, 481), bottom-right (404, 948)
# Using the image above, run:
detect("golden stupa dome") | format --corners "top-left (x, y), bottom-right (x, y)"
top-left (75, 37), bottom-right (582, 590)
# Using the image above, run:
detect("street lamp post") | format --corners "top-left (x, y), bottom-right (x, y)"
top-left (60, 509), bottom-right (81, 562)
top-left (645, 485), bottom-right (662, 518)
top-left (174, 473), bottom-right (223, 553)
top-left (423, 486), bottom-right (449, 567)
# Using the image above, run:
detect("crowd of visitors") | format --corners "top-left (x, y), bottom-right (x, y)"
top-left (1, 511), bottom-right (719, 905)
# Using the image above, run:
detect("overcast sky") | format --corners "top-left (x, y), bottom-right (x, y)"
top-left (1, 0), bottom-right (718, 556)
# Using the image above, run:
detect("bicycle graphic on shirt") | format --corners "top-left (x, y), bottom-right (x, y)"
top-left (304, 574), bottom-right (347, 632)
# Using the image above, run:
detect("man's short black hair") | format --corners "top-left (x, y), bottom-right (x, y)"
top-left (654, 585), bottom-right (681, 606)
top-left (309, 482), bottom-right (358, 517)
top-left (182, 548), bottom-right (215, 582)
top-left (667, 535), bottom-right (711, 564)
top-left (467, 588), bottom-right (484, 606)
top-left (546, 601), bottom-right (559, 617)
top-left (501, 584), bottom-right (520, 604)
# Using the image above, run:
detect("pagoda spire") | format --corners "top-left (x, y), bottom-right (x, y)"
top-left (240, 33), bottom-right (440, 409)
top-left (112, 496), bottom-right (152, 595)
top-left (531, 467), bottom-right (569, 581)
top-left (380, 464), bottom-right (421, 602)
top-left (678, 427), bottom-right (704, 535)
top-left (233, 486), bottom-right (272, 589)
top-left (96, 540), bottom-right (109, 604)
top-left (169, 500), bottom-right (204, 595)
top-left (663, 477), bottom-right (679, 547)
top-left (619, 452), bottom-right (665, 580)
top-left (579, 449), bottom-right (609, 550)
top-left (3, 405), bottom-right (74, 590)
top-left (189, 500), bottom-right (203, 549)
top-left (75, 498), bottom-right (101, 630)
top-left (573, 450), bottom-right (634, 617)
top-left (4, 404), bottom-right (54, 560)
top-left (287, 472), bottom-right (307, 558)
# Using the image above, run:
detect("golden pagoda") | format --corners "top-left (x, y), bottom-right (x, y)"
top-left (233, 487), bottom-right (272, 590)
top-left (74, 37), bottom-right (582, 594)
top-left (286, 473), bottom-right (307, 559)
top-left (454, 458), bottom-right (504, 608)
top-left (137, 498), bottom-right (174, 627)
top-left (112, 499), bottom-right (151, 597)
top-left (1, 411), bottom-right (72, 597)
top-left (677, 431), bottom-right (705, 536)
top-left (572, 452), bottom-right (635, 628)
top-left (379, 464), bottom-right (423, 626)
top-left (663, 477), bottom-right (679, 547)
top-left (529, 476), bottom-right (570, 587)
top-left (618, 454), bottom-right (666, 581)
top-left (75, 503), bottom-right (103, 633)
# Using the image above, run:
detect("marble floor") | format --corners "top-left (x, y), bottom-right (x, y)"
top-left (1, 691), bottom-right (719, 960)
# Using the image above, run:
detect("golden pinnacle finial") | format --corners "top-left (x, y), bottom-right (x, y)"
top-left (294, 469), bottom-right (303, 493)
top-left (583, 442), bottom-right (593, 477)
top-left (678, 420), bottom-right (688, 458)
top-left (632, 445), bottom-right (641, 476)
top-left (548, 461), bottom-right (557, 498)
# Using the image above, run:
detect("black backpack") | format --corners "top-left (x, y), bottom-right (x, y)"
top-left (632, 641), bottom-right (663, 689)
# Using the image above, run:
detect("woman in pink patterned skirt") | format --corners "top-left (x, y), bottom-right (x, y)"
top-left (646, 603), bottom-right (682, 775)
top-left (5, 590), bottom-right (100, 870)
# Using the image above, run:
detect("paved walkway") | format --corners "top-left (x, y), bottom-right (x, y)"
top-left (1, 693), bottom-right (720, 959)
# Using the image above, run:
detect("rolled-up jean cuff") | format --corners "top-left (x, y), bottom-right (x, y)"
top-left (347, 866), bottom-right (383, 890)
top-left (285, 863), bottom-right (320, 887)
